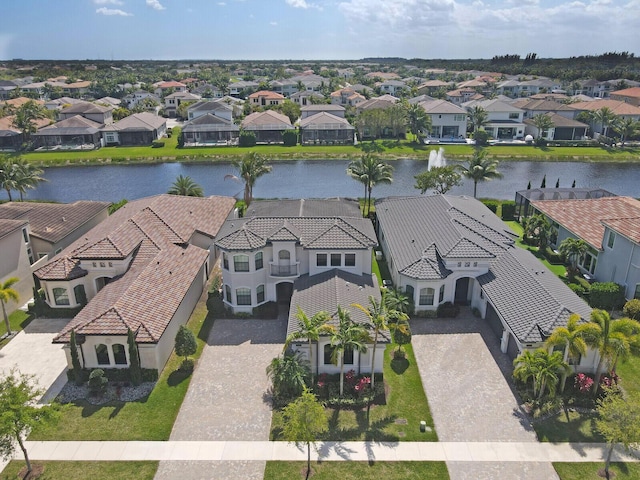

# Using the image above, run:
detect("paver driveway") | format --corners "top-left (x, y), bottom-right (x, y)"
top-left (411, 311), bottom-right (560, 480)
top-left (154, 317), bottom-right (286, 480)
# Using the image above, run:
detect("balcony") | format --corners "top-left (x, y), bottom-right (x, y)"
top-left (269, 262), bottom-right (300, 278)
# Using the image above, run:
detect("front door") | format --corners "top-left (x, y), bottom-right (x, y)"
top-left (454, 277), bottom-right (470, 305)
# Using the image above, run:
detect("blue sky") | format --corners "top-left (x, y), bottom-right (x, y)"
top-left (1, 0), bottom-right (637, 60)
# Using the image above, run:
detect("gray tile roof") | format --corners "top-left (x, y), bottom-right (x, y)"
top-left (244, 198), bottom-right (362, 218)
top-left (400, 243), bottom-right (452, 280)
top-left (181, 114), bottom-right (239, 133)
top-left (287, 269), bottom-right (387, 341)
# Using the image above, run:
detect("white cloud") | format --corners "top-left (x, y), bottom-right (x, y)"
top-left (270, 21), bottom-right (278, 25)
top-left (146, 0), bottom-right (166, 10)
top-left (285, 0), bottom-right (322, 9)
top-left (93, 0), bottom-right (124, 4)
top-left (96, 7), bottom-right (133, 15)
top-left (218, 1), bottom-right (226, 5)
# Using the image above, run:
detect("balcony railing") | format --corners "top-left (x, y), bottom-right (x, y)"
top-left (270, 263), bottom-right (299, 277)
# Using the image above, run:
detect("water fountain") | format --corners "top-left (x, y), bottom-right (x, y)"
top-left (427, 148), bottom-right (446, 170)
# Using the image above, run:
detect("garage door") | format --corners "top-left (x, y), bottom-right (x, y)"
top-left (485, 303), bottom-right (504, 339)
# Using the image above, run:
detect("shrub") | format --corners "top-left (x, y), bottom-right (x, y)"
top-left (437, 301), bottom-right (460, 318)
top-left (568, 283), bottom-right (586, 296)
top-left (543, 247), bottom-right (563, 265)
top-left (239, 130), bottom-right (256, 147)
top-left (589, 282), bottom-right (626, 310)
top-left (282, 129), bottom-right (298, 146)
top-left (574, 373), bottom-right (594, 394)
top-left (481, 199), bottom-right (499, 214)
top-left (88, 369), bottom-right (108, 394)
top-left (623, 299), bottom-right (640, 320)
top-left (472, 129), bottom-right (489, 146)
top-left (501, 201), bottom-right (516, 220)
top-left (151, 140), bottom-right (165, 148)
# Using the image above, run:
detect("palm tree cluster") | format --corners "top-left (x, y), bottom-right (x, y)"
top-left (347, 153), bottom-right (393, 217)
top-left (167, 174), bottom-right (203, 197)
top-left (225, 151), bottom-right (272, 207)
top-left (580, 107), bottom-right (640, 145)
top-left (0, 155), bottom-right (46, 201)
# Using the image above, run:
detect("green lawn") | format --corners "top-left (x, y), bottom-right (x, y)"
top-left (505, 220), bottom-right (567, 277)
top-left (617, 354), bottom-right (640, 396)
top-left (270, 344), bottom-right (437, 443)
top-left (554, 462), bottom-right (640, 480)
top-left (0, 310), bottom-right (33, 349)
top-left (534, 410), bottom-right (604, 443)
top-left (264, 461), bottom-right (449, 480)
top-left (29, 296), bottom-right (214, 441)
top-left (19, 139), bottom-right (640, 166)
top-left (1, 461), bottom-right (157, 480)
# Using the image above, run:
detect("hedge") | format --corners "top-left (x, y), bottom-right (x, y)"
top-left (481, 199), bottom-right (499, 214)
top-left (501, 201), bottom-right (516, 220)
top-left (589, 282), bottom-right (626, 310)
top-left (282, 130), bottom-right (298, 146)
top-left (239, 130), bottom-right (256, 147)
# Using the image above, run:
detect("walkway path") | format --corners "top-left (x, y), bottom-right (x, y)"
top-left (411, 314), bottom-right (560, 479)
top-left (153, 317), bottom-right (286, 480)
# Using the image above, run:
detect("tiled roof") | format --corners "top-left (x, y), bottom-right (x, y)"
top-left (0, 218), bottom-right (28, 239)
top-left (102, 112), bottom-right (166, 132)
top-left (287, 269), bottom-right (387, 341)
top-left (244, 199), bottom-right (362, 218)
top-left (610, 86), bottom-right (640, 98)
top-left (400, 244), bottom-right (452, 280)
top-left (34, 256), bottom-right (87, 281)
top-left (299, 112), bottom-right (354, 130)
top-left (34, 115), bottom-right (102, 135)
top-left (248, 90), bottom-right (285, 100)
top-left (511, 99), bottom-right (575, 112)
top-left (569, 99), bottom-right (640, 116)
top-left (531, 196), bottom-right (640, 249)
top-left (0, 200), bottom-right (110, 243)
top-left (241, 110), bottom-right (292, 129)
top-left (182, 114), bottom-right (239, 133)
top-left (419, 99), bottom-right (467, 114)
top-left (446, 238), bottom-right (495, 258)
top-left (523, 113), bottom-right (588, 128)
top-left (61, 102), bottom-right (112, 115)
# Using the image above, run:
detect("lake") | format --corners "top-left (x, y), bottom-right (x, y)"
top-left (3, 158), bottom-right (639, 203)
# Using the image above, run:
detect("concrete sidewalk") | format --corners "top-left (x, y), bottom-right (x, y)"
top-left (17, 440), bottom-right (640, 463)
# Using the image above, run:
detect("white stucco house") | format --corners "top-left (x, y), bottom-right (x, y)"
top-left (34, 194), bottom-right (236, 372)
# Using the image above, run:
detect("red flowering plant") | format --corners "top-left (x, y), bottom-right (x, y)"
top-left (574, 373), bottom-right (594, 394)
top-left (345, 369), bottom-right (358, 388)
top-left (600, 371), bottom-right (619, 389)
top-left (354, 376), bottom-right (371, 396)
top-left (316, 373), bottom-right (328, 390)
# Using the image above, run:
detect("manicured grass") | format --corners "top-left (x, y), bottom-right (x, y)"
top-left (534, 410), bottom-right (604, 443)
top-left (29, 295), bottom-right (214, 441)
top-left (19, 139), bottom-right (640, 167)
top-left (1, 461), bottom-right (157, 479)
top-left (0, 310), bottom-right (33, 349)
top-left (270, 344), bottom-right (437, 442)
top-left (617, 354), bottom-right (640, 396)
top-left (505, 220), bottom-right (567, 277)
top-left (264, 461), bottom-right (449, 480)
top-left (554, 462), bottom-right (640, 480)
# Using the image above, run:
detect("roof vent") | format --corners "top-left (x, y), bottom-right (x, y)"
top-left (62, 217), bottom-right (66, 222)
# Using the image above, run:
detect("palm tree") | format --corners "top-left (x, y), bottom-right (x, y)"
top-left (558, 237), bottom-right (589, 275)
top-left (11, 100), bottom-right (47, 143)
top-left (531, 113), bottom-right (555, 140)
top-left (346, 154), bottom-right (393, 217)
top-left (266, 350), bottom-right (311, 400)
top-left (613, 117), bottom-right (640, 147)
top-left (458, 148), bottom-right (502, 198)
top-left (352, 295), bottom-right (390, 390)
top-left (580, 309), bottom-right (640, 392)
top-left (513, 350), bottom-right (541, 397)
top-left (467, 105), bottom-right (489, 133)
top-left (545, 314), bottom-right (590, 391)
top-left (405, 103), bottom-right (431, 141)
top-left (592, 107), bottom-right (617, 138)
top-left (284, 307), bottom-right (332, 385)
top-left (524, 214), bottom-right (551, 249)
top-left (0, 156), bottom-right (18, 201)
top-left (513, 349), bottom-right (570, 399)
top-left (225, 151), bottom-right (272, 207)
top-left (13, 159), bottom-right (46, 201)
top-left (384, 288), bottom-right (412, 315)
top-left (168, 174), bottom-right (204, 197)
top-left (329, 306), bottom-right (370, 396)
top-left (0, 277), bottom-right (20, 336)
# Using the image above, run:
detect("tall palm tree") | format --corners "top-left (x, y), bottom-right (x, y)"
top-left (0, 277), bottom-right (20, 336)
top-left (613, 117), bottom-right (640, 147)
top-left (225, 151), bottom-right (272, 207)
top-left (168, 174), bottom-right (204, 197)
top-left (352, 295), bottom-right (391, 390)
top-left (580, 309), bottom-right (640, 392)
top-left (0, 156), bottom-right (18, 201)
top-left (346, 154), bottom-right (393, 217)
top-left (13, 159), bottom-right (46, 201)
top-left (405, 102), bottom-right (431, 141)
top-left (284, 307), bottom-right (332, 385)
top-left (592, 107), bottom-right (617, 138)
top-left (458, 148), bottom-right (502, 198)
top-left (531, 113), bottom-right (555, 140)
top-left (330, 306), bottom-right (370, 396)
top-left (467, 105), bottom-right (489, 133)
top-left (558, 237), bottom-right (589, 275)
top-left (384, 288), bottom-right (412, 315)
top-left (545, 314), bottom-right (590, 391)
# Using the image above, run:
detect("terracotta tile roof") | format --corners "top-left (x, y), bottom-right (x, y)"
top-left (610, 86), bottom-right (640, 98)
top-left (0, 218), bottom-right (28, 239)
top-left (157, 81), bottom-right (186, 89)
top-left (241, 110), bottom-right (292, 129)
top-left (569, 99), bottom-right (640, 116)
top-left (531, 196), bottom-right (640, 249)
top-left (248, 90), bottom-right (285, 100)
top-left (34, 256), bottom-right (87, 281)
top-left (0, 201), bottom-right (110, 243)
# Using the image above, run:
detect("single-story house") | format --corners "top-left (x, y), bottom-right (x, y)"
top-left (524, 113), bottom-right (589, 141)
top-left (36, 194), bottom-right (236, 372)
top-left (59, 102), bottom-right (113, 125)
top-left (300, 104), bottom-right (345, 119)
top-left (299, 112), bottom-right (355, 145)
top-left (101, 112), bottom-right (167, 146)
top-left (241, 110), bottom-right (293, 144)
top-left (181, 114), bottom-right (240, 146)
top-left (32, 116), bottom-right (102, 150)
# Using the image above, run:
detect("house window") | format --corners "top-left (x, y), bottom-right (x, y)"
top-left (255, 252), bottom-right (263, 270)
top-left (509, 112), bottom-right (519, 119)
top-left (222, 253), bottom-right (229, 270)
top-left (324, 344), bottom-right (334, 364)
top-left (331, 253), bottom-right (341, 267)
top-left (405, 285), bottom-right (414, 303)
top-left (464, 262), bottom-right (471, 267)
top-left (225, 285), bottom-right (232, 303)
top-left (74, 285), bottom-right (87, 306)
top-left (22, 228), bottom-right (29, 243)
top-left (108, 262), bottom-right (113, 267)
top-left (582, 251), bottom-right (597, 275)
top-left (345, 253), bottom-right (356, 267)
top-left (343, 348), bottom-right (354, 365)
top-left (236, 288), bottom-right (251, 305)
top-left (607, 231), bottom-right (615, 249)
top-left (112, 344), bottom-right (127, 365)
top-left (93, 262), bottom-right (97, 267)
top-left (257, 284), bottom-right (265, 303)
top-left (95, 344), bottom-right (110, 365)
top-left (439, 285), bottom-right (445, 303)
top-left (317, 253), bottom-right (327, 267)
top-left (100, 262), bottom-right (106, 267)
top-left (419, 287), bottom-right (435, 306)
top-left (234, 254), bottom-right (249, 272)
top-left (53, 288), bottom-right (70, 306)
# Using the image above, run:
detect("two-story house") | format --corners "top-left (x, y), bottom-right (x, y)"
top-left (463, 99), bottom-right (525, 140)
top-left (164, 91), bottom-right (201, 118)
top-left (418, 100), bottom-right (468, 139)
top-left (248, 90), bottom-right (285, 108)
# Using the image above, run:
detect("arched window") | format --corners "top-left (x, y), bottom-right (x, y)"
top-left (257, 284), bottom-right (265, 303)
top-left (233, 254), bottom-right (249, 272)
top-left (95, 344), bottom-right (110, 365)
top-left (112, 344), bottom-right (127, 365)
top-left (419, 287), bottom-right (435, 306)
top-left (236, 287), bottom-right (251, 305)
top-left (278, 250), bottom-right (290, 261)
top-left (53, 288), bottom-right (70, 306)
top-left (255, 252), bottom-right (263, 270)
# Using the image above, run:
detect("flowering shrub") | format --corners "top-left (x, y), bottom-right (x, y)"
top-left (345, 370), bottom-right (358, 387)
top-left (354, 376), bottom-right (371, 395)
top-left (575, 373), bottom-right (594, 393)
top-left (600, 371), bottom-right (619, 389)
top-left (316, 373), bottom-right (328, 390)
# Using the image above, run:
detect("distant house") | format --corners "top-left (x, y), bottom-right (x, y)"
top-left (377, 80), bottom-right (407, 96)
top-left (186, 100), bottom-right (233, 122)
top-left (416, 80), bottom-right (450, 96)
top-left (299, 112), bottom-right (355, 144)
top-left (609, 87), bottom-right (640, 106)
top-left (330, 88), bottom-right (366, 107)
top-left (228, 80), bottom-right (259, 98)
top-left (32, 116), bottom-right (103, 150)
top-left (44, 97), bottom-right (86, 111)
top-left (510, 98), bottom-right (577, 120)
top-left (419, 100), bottom-right (468, 139)
top-left (122, 91), bottom-right (161, 110)
top-left (241, 110), bottom-right (293, 143)
top-left (300, 104), bottom-right (345, 119)
top-left (248, 90), bottom-right (285, 108)
top-left (95, 97), bottom-right (122, 108)
top-left (59, 102), bottom-right (113, 125)
top-left (164, 91), bottom-right (201, 117)
top-left (0, 80), bottom-right (18, 100)
top-left (0, 115), bottom-right (50, 151)
top-left (101, 112), bottom-right (167, 146)
top-left (355, 95), bottom-right (399, 114)
top-left (37, 195), bottom-right (236, 372)
top-left (463, 99), bottom-right (525, 140)
top-left (569, 99), bottom-right (640, 134)
top-left (181, 114), bottom-right (240, 146)
top-left (153, 81), bottom-right (187, 97)
top-left (290, 91), bottom-right (325, 107)
top-left (446, 89), bottom-right (484, 106)
top-left (524, 113), bottom-right (588, 141)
